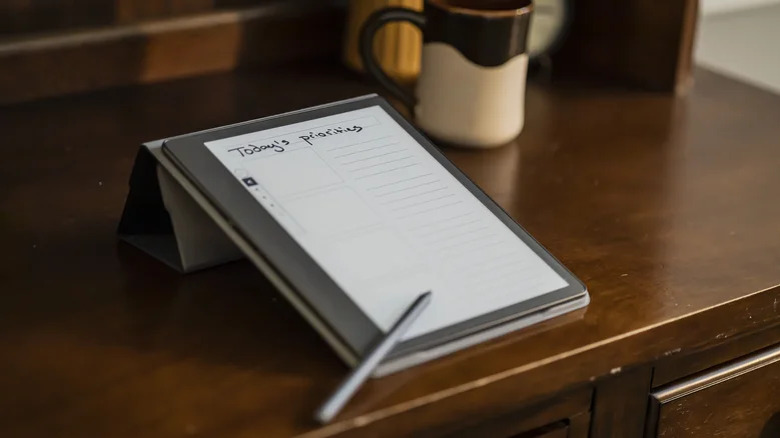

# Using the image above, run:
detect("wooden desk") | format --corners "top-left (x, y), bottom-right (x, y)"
top-left (1, 64), bottom-right (779, 438)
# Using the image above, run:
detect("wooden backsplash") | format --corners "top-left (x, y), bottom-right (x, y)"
top-left (0, 0), bottom-right (343, 105)
top-left (551, 0), bottom-right (699, 94)
top-left (0, 0), bottom-right (698, 105)
top-left (0, 0), bottom-right (263, 36)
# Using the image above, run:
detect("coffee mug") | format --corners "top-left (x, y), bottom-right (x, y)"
top-left (360, 0), bottom-right (533, 148)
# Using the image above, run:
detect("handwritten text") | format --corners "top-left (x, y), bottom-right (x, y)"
top-left (299, 125), bottom-right (363, 145)
top-left (227, 140), bottom-right (290, 157)
top-left (225, 124), bottom-right (365, 158)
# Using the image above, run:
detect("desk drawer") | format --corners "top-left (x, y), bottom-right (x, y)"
top-left (647, 343), bottom-right (780, 437)
top-left (440, 389), bottom-right (591, 438)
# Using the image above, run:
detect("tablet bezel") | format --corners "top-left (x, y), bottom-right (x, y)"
top-left (162, 95), bottom-right (587, 360)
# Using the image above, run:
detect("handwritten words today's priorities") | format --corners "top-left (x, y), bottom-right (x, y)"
top-left (227, 125), bottom-right (364, 158)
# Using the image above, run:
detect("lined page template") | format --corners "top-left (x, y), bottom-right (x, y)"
top-left (205, 105), bottom-right (568, 339)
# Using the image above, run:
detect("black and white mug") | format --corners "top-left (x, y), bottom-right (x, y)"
top-left (360, 0), bottom-right (533, 148)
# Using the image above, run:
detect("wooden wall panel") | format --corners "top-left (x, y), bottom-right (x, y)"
top-left (0, 0), bottom-right (113, 36)
top-left (0, 1), bottom-right (343, 105)
top-left (552, 0), bottom-right (699, 93)
top-left (0, 0), bottom-right (262, 36)
top-left (114, 0), bottom-right (217, 24)
top-left (0, 0), bottom-right (698, 104)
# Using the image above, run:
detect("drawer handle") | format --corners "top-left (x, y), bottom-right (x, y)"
top-left (653, 343), bottom-right (780, 403)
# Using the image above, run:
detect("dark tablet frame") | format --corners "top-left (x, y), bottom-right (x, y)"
top-left (162, 94), bottom-right (587, 360)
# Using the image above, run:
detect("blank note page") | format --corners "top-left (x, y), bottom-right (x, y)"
top-left (205, 106), bottom-right (568, 339)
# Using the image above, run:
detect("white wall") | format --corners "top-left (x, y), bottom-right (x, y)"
top-left (701, 0), bottom-right (780, 15)
top-left (696, 2), bottom-right (780, 94)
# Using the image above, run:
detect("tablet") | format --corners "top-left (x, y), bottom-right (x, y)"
top-left (162, 95), bottom-right (587, 362)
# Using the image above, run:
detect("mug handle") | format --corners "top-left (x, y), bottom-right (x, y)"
top-left (359, 7), bottom-right (426, 110)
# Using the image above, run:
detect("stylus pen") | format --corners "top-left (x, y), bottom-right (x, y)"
top-left (314, 291), bottom-right (432, 424)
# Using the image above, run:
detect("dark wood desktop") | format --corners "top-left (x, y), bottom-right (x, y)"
top-left (1, 64), bottom-right (779, 437)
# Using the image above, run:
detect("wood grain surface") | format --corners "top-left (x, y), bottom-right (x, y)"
top-left (1, 63), bottom-right (779, 437)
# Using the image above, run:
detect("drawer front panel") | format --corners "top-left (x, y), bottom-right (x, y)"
top-left (649, 343), bottom-right (780, 437)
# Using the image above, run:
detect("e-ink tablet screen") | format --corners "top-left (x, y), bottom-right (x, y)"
top-left (205, 105), bottom-right (568, 339)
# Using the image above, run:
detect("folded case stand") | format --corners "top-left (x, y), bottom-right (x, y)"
top-left (118, 140), bottom-right (242, 273)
